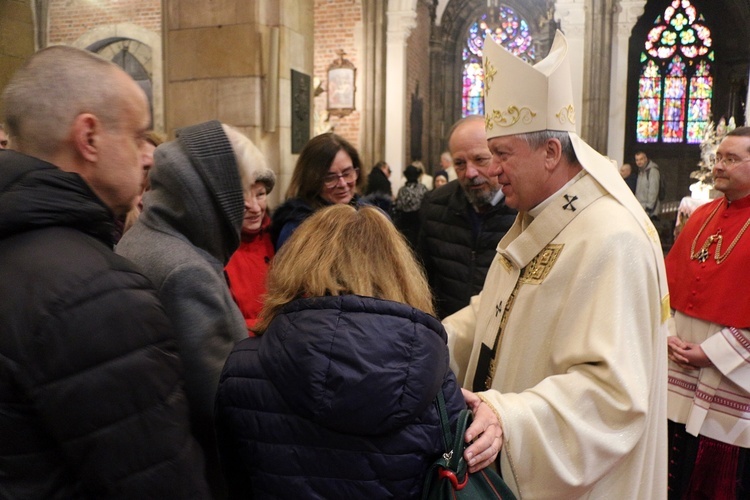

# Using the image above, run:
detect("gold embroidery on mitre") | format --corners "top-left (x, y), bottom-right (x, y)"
top-left (519, 244), bottom-right (563, 284)
top-left (484, 58), bottom-right (497, 93)
top-left (661, 294), bottom-right (671, 324)
top-left (486, 106), bottom-right (538, 131)
top-left (555, 104), bottom-right (576, 125)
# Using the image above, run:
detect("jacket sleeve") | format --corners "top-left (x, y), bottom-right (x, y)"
top-left (646, 167), bottom-right (660, 210)
top-left (32, 270), bottom-right (209, 498)
top-left (159, 262), bottom-right (246, 432)
top-left (215, 344), bottom-right (257, 499)
top-left (702, 327), bottom-right (750, 393)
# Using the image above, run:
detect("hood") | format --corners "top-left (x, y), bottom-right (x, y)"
top-left (139, 121), bottom-right (244, 264)
top-left (259, 295), bottom-right (448, 436)
top-left (0, 150), bottom-right (114, 244)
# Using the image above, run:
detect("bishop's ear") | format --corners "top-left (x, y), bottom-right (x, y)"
top-left (543, 137), bottom-right (563, 171)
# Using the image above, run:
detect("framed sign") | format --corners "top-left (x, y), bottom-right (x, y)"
top-left (326, 51), bottom-right (356, 118)
top-left (291, 69), bottom-right (310, 154)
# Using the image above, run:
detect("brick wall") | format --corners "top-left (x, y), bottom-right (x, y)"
top-left (48, 0), bottom-right (161, 45)
top-left (313, 0), bottom-right (361, 149)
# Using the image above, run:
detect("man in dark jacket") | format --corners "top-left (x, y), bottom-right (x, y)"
top-left (418, 115), bottom-right (516, 318)
top-left (0, 46), bottom-right (209, 498)
top-left (364, 160), bottom-right (393, 212)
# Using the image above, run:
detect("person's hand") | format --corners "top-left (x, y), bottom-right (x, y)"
top-left (668, 336), bottom-right (712, 369)
top-left (461, 388), bottom-right (503, 473)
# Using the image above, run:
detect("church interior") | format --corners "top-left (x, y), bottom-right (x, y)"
top-left (1, 0), bottom-right (749, 252)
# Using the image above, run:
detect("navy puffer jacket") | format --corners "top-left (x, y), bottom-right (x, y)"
top-left (215, 294), bottom-right (466, 499)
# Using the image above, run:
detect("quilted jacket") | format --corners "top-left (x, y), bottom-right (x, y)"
top-left (215, 294), bottom-right (466, 499)
top-left (0, 150), bottom-right (208, 498)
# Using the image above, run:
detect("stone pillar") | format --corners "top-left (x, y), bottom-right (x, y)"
top-left (385, 0), bottom-right (417, 191)
top-left (360, 0), bottom-right (387, 172)
top-left (163, 0), bottom-right (314, 207)
top-left (554, 0), bottom-right (586, 136)
top-left (582, 0), bottom-right (615, 153)
top-left (0, 0), bottom-right (35, 104)
top-left (607, 0), bottom-right (646, 164)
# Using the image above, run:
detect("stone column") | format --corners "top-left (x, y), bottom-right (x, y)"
top-left (582, 0), bottom-right (615, 153)
top-left (163, 0), bottom-right (314, 207)
top-left (555, 0), bottom-right (586, 136)
top-left (385, 0), bottom-right (417, 191)
top-left (360, 0), bottom-right (387, 172)
top-left (607, 0), bottom-right (646, 164)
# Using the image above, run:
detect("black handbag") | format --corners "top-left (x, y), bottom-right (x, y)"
top-left (422, 391), bottom-right (516, 499)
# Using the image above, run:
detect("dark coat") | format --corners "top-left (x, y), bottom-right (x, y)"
top-left (0, 150), bottom-right (208, 498)
top-left (215, 295), bottom-right (466, 500)
top-left (271, 194), bottom-right (368, 250)
top-left (365, 166), bottom-right (392, 197)
top-left (418, 181), bottom-right (517, 318)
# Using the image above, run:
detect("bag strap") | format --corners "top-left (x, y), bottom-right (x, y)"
top-left (435, 390), bottom-right (452, 451)
top-left (435, 391), bottom-right (472, 479)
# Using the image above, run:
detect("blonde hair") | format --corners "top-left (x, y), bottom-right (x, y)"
top-left (254, 204), bottom-right (435, 333)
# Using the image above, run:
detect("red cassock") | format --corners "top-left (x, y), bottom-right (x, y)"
top-left (666, 194), bottom-right (750, 329)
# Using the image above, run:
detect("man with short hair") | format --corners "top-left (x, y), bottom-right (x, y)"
top-left (418, 115), bottom-right (516, 318)
top-left (440, 150), bottom-right (458, 181)
top-left (443, 32), bottom-right (668, 498)
top-left (635, 150), bottom-right (661, 217)
top-left (665, 126), bottom-right (750, 498)
top-left (0, 46), bottom-right (209, 497)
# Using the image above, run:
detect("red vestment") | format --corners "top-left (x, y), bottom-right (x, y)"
top-left (666, 194), bottom-right (750, 328)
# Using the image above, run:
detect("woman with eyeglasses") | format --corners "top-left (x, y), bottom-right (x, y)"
top-left (271, 132), bottom-right (366, 249)
top-left (215, 204), bottom-right (467, 499)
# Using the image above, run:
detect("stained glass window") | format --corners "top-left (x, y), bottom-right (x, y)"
top-left (636, 0), bottom-right (713, 144)
top-left (462, 6), bottom-right (535, 117)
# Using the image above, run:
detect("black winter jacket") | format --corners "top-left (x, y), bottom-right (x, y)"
top-left (418, 181), bottom-right (517, 318)
top-left (215, 295), bottom-right (466, 499)
top-left (0, 150), bottom-right (209, 499)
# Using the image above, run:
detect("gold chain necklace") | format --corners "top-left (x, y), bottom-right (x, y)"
top-left (690, 200), bottom-right (750, 264)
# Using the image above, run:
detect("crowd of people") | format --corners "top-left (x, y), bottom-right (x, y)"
top-left (1, 30), bottom-right (749, 500)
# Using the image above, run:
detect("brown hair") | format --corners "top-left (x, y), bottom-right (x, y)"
top-left (285, 133), bottom-right (363, 208)
top-left (253, 204), bottom-right (435, 333)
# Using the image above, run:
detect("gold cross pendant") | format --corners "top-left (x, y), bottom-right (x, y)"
top-left (697, 248), bottom-right (710, 263)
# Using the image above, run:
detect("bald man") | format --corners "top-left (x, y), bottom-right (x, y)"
top-left (0, 46), bottom-right (209, 497)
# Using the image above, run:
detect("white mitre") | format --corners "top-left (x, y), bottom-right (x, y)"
top-left (483, 30), bottom-right (670, 316)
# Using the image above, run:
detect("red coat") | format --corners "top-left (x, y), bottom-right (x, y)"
top-left (225, 216), bottom-right (274, 332)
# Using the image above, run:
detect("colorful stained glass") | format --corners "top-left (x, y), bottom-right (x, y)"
top-left (461, 5), bottom-right (535, 117)
top-left (636, 0), bottom-right (713, 144)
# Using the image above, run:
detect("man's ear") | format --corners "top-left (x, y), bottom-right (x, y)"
top-left (543, 138), bottom-right (563, 171)
top-left (71, 113), bottom-right (101, 162)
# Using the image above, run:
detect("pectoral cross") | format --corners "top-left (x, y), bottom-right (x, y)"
top-left (696, 248), bottom-right (710, 263)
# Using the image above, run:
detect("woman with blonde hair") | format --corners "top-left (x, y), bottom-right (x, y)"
top-left (215, 204), bottom-right (466, 499)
